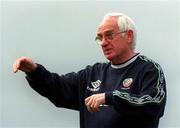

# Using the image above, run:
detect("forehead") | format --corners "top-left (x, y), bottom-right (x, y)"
top-left (97, 17), bottom-right (119, 34)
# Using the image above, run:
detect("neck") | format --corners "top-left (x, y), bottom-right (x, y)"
top-left (111, 51), bottom-right (136, 65)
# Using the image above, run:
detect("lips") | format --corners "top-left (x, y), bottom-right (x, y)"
top-left (104, 49), bottom-right (112, 54)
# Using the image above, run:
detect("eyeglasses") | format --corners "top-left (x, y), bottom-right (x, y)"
top-left (95, 31), bottom-right (127, 45)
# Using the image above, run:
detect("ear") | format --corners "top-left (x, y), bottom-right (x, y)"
top-left (126, 30), bottom-right (133, 43)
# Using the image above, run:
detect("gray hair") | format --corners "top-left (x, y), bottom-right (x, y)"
top-left (102, 13), bottom-right (137, 50)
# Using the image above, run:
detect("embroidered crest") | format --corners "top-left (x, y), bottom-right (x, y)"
top-left (123, 78), bottom-right (133, 88)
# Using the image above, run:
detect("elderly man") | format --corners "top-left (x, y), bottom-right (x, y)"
top-left (13, 13), bottom-right (166, 128)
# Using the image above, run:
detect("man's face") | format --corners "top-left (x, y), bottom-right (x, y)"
top-left (96, 17), bottom-right (129, 64)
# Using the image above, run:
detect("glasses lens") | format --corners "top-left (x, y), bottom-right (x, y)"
top-left (95, 37), bottom-right (102, 45)
top-left (95, 31), bottom-right (116, 45)
top-left (105, 32), bottom-right (114, 41)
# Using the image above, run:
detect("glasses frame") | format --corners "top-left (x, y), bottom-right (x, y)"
top-left (95, 30), bottom-right (127, 45)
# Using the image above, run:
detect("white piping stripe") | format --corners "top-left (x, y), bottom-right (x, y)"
top-left (113, 56), bottom-right (165, 105)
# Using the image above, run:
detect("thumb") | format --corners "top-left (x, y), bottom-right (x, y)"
top-left (13, 61), bottom-right (19, 73)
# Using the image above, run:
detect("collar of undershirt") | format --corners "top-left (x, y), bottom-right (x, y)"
top-left (111, 53), bottom-right (140, 69)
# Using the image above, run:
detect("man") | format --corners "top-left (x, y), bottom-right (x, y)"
top-left (13, 13), bottom-right (166, 128)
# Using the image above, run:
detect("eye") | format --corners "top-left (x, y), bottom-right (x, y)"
top-left (95, 36), bottom-right (102, 43)
top-left (105, 32), bottom-right (114, 40)
top-left (95, 34), bottom-right (102, 41)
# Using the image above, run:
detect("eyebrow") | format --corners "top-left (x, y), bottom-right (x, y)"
top-left (97, 29), bottom-right (114, 36)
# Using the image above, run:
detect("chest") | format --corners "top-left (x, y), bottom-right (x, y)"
top-left (85, 69), bottom-right (141, 97)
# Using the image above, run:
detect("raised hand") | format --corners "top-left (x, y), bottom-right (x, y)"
top-left (13, 57), bottom-right (37, 73)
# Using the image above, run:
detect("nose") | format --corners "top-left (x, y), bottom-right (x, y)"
top-left (101, 37), bottom-right (109, 46)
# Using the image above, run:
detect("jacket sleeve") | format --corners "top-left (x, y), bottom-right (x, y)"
top-left (25, 64), bottom-right (81, 110)
top-left (105, 63), bottom-right (166, 119)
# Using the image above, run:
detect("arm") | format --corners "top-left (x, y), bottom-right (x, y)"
top-left (106, 63), bottom-right (166, 118)
top-left (13, 57), bottom-right (80, 110)
top-left (26, 64), bottom-right (80, 110)
top-left (85, 63), bottom-right (166, 118)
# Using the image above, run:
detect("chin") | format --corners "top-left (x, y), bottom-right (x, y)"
top-left (105, 54), bottom-right (114, 61)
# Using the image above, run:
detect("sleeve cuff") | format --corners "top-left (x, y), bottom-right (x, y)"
top-left (25, 64), bottom-right (44, 80)
top-left (105, 92), bottom-right (113, 105)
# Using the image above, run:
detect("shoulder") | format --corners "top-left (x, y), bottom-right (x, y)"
top-left (138, 55), bottom-right (162, 69)
top-left (84, 62), bottom-right (110, 71)
top-left (83, 62), bottom-right (110, 69)
top-left (137, 55), bottom-right (164, 76)
top-left (77, 62), bottom-right (110, 74)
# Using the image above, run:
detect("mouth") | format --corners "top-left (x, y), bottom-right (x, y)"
top-left (104, 49), bottom-right (112, 54)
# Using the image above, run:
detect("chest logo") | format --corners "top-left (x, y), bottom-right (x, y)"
top-left (87, 80), bottom-right (101, 92)
top-left (123, 78), bottom-right (133, 88)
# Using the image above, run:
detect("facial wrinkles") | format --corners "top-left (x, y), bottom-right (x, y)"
top-left (97, 17), bottom-right (135, 64)
top-left (99, 20), bottom-right (119, 48)
top-left (96, 17), bottom-right (124, 61)
top-left (97, 19), bottom-right (118, 53)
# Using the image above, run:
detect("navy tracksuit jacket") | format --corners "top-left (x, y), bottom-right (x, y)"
top-left (26, 54), bottom-right (166, 128)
